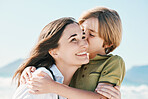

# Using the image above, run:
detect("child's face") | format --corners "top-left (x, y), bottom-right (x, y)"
top-left (81, 18), bottom-right (106, 59)
top-left (55, 23), bottom-right (89, 67)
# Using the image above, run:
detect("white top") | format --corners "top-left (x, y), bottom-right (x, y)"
top-left (12, 64), bottom-right (66, 99)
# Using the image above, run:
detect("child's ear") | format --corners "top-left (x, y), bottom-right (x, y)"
top-left (104, 44), bottom-right (113, 48)
top-left (48, 49), bottom-right (58, 58)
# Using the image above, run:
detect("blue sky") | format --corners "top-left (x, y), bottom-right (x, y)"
top-left (0, 0), bottom-right (148, 70)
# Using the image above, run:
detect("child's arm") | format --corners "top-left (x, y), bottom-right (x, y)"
top-left (95, 83), bottom-right (121, 99)
top-left (20, 66), bottom-right (36, 85)
top-left (98, 55), bottom-right (125, 86)
top-left (27, 71), bottom-right (120, 99)
top-left (13, 67), bottom-right (55, 99)
top-left (93, 55), bottom-right (125, 98)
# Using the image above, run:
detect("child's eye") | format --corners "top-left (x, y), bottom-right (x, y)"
top-left (89, 33), bottom-right (95, 37)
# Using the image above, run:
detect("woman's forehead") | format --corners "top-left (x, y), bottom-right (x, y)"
top-left (63, 23), bottom-right (82, 37)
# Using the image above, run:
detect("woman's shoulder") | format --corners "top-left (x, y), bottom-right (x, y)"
top-left (33, 67), bottom-right (54, 79)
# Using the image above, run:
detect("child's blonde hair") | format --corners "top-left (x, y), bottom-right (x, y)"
top-left (78, 7), bottom-right (122, 54)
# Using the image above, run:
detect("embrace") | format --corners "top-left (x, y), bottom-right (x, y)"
top-left (13, 6), bottom-right (125, 99)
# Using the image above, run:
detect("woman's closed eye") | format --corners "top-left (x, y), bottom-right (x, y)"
top-left (71, 38), bottom-right (77, 42)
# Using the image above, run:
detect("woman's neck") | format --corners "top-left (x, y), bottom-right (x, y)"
top-left (55, 62), bottom-right (79, 85)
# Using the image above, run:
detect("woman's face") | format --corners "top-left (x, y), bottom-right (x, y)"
top-left (80, 18), bottom-right (106, 59)
top-left (54, 23), bottom-right (89, 67)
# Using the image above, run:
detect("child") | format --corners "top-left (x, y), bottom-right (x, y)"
top-left (70, 6), bottom-right (125, 92)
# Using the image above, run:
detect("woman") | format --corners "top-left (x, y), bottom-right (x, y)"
top-left (12, 17), bottom-right (90, 99)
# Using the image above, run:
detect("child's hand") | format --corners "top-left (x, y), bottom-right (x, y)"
top-left (95, 83), bottom-right (121, 99)
top-left (20, 66), bottom-right (36, 85)
top-left (27, 71), bottom-right (56, 94)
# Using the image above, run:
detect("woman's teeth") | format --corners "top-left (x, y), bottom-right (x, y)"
top-left (76, 52), bottom-right (87, 55)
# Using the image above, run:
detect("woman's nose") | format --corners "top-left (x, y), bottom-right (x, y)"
top-left (80, 38), bottom-right (89, 49)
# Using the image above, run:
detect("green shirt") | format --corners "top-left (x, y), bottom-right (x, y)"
top-left (70, 54), bottom-right (125, 91)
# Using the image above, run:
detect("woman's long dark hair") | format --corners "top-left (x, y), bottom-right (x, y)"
top-left (13, 17), bottom-right (76, 86)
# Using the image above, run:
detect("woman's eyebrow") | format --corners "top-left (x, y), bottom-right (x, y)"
top-left (68, 34), bottom-right (77, 39)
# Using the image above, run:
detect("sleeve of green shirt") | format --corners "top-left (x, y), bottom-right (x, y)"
top-left (98, 55), bottom-right (126, 86)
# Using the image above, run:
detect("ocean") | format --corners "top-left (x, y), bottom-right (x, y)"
top-left (1, 77), bottom-right (148, 99)
top-left (0, 77), bottom-right (16, 99)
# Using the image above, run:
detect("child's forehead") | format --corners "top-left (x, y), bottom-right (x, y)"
top-left (81, 18), bottom-right (99, 33)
